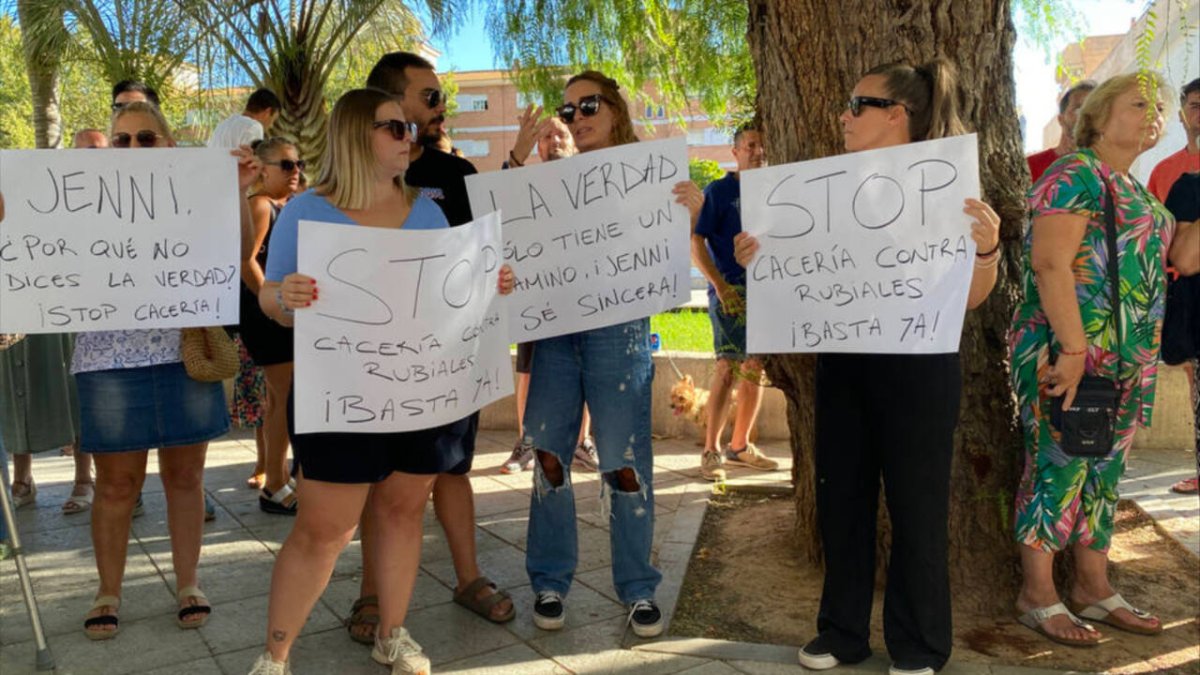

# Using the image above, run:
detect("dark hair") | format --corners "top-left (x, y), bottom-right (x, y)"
top-left (1058, 80), bottom-right (1097, 114)
top-left (1182, 77), bottom-right (1200, 105)
top-left (111, 80), bottom-right (160, 107)
top-left (366, 52), bottom-right (436, 96)
top-left (733, 122), bottom-right (758, 147)
top-left (564, 70), bottom-right (637, 147)
top-left (865, 58), bottom-right (966, 141)
top-left (245, 88), bottom-right (281, 114)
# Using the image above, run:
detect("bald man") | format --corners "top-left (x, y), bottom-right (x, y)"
top-left (73, 129), bottom-right (109, 148)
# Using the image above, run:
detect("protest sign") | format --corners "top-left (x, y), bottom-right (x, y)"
top-left (740, 134), bottom-right (980, 354)
top-left (293, 212), bottom-right (513, 434)
top-left (0, 149), bottom-right (240, 333)
top-left (465, 137), bottom-right (690, 342)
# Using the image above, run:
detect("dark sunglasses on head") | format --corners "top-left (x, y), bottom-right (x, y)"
top-left (265, 159), bottom-right (306, 172)
top-left (372, 119), bottom-right (419, 142)
top-left (556, 94), bottom-right (609, 124)
top-left (421, 89), bottom-right (444, 109)
top-left (111, 130), bottom-right (162, 148)
top-left (847, 96), bottom-right (907, 117)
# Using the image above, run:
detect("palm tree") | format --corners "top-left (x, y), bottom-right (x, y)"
top-left (177, 0), bottom-right (462, 169)
top-left (15, 0), bottom-right (68, 148)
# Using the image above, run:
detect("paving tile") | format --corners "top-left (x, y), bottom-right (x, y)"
top-left (0, 572), bottom-right (175, 646)
top-left (530, 615), bottom-right (709, 674)
top-left (2, 613), bottom-right (210, 675)
top-left (320, 570), bottom-right (452, 623)
top-left (405, 601), bottom-right (522, 665)
top-left (422, 536), bottom-right (529, 592)
top-left (196, 590), bottom-right (342, 656)
top-left (676, 661), bottom-right (743, 674)
top-left (213, 628), bottom-right (380, 675)
top-left (139, 656), bottom-right (226, 675)
top-left (502, 582), bottom-right (625, 642)
top-left (438, 642), bottom-right (571, 674)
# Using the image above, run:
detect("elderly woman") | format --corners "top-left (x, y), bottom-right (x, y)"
top-left (1010, 72), bottom-right (1200, 646)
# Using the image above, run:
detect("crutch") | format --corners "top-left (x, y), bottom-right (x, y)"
top-left (0, 460), bottom-right (55, 671)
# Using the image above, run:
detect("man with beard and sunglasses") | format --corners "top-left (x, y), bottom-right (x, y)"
top-left (330, 52), bottom-right (515, 645)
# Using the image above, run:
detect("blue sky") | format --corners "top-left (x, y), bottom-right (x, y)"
top-left (426, 1), bottom-right (1149, 153)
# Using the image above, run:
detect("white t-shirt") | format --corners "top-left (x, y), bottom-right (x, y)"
top-left (207, 114), bottom-right (263, 149)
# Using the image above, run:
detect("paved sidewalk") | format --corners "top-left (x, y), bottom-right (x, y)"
top-left (1, 431), bottom-right (1195, 674)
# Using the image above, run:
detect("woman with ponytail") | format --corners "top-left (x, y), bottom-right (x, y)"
top-left (735, 59), bottom-right (1001, 674)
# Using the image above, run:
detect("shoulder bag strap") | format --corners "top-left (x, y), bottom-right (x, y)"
top-left (1102, 177), bottom-right (1122, 388)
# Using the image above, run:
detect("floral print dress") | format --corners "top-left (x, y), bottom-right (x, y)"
top-left (1009, 149), bottom-right (1174, 553)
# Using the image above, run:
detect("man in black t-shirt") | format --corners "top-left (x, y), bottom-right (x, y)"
top-left (338, 53), bottom-right (514, 639)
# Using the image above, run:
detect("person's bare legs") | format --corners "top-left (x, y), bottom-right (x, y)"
top-left (248, 425), bottom-right (266, 487)
top-left (1070, 542), bottom-right (1161, 631)
top-left (262, 363), bottom-right (294, 494)
top-left (704, 359), bottom-right (735, 453)
top-left (728, 358), bottom-right (765, 450)
top-left (265, 475), bottom-right (370, 662)
top-left (371, 472), bottom-right (438, 635)
top-left (73, 445), bottom-right (93, 486)
top-left (577, 405), bottom-right (592, 445)
top-left (353, 493), bottom-right (381, 642)
top-left (433, 473), bottom-right (513, 620)
top-left (1015, 544), bottom-right (1101, 643)
top-left (158, 442), bottom-right (209, 622)
top-left (11, 453), bottom-right (32, 493)
top-left (516, 372), bottom-right (530, 439)
top-left (86, 450), bottom-right (149, 634)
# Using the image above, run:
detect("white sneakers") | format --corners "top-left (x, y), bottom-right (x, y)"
top-left (372, 626), bottom-right (432, 675)
top-left (247, 653), bottom-right (290, 675)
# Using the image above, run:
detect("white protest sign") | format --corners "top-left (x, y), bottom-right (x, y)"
top-left (293, 212), bottom-right (513, 434)
top-left (741, 134), bottom-right (980, 354)
top-left (0, 149), bottom-right (240, 333)
top-left (465, 137), bottom-right (690, 342)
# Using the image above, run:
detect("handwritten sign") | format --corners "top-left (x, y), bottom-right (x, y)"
top-left (293, 213), bottom-right (513, 434)
top-left (741, 135), bottom-right (980, 354)
top-left (465, 137), bottom-right (690, 341)
top-left (0, 149), bottom-right (240, 333)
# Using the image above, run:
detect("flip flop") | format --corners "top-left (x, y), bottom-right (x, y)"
top-left (62, 483), bottom-right (95, 515)
top-left (1016, 602), bottom-right (1100, 647)
top-left (1069, 594), bottom-right (1162, 636)
top-left (176, 586), bottom-right (212, 629)
top-left (453, 576), bottom-right (515, 623)
top-left (84, 595), bottom-right (121, 640)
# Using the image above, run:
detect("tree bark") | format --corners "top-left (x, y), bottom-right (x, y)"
top-left (18, 0), bottom-right (65, 149)
top-left (746, 0), bottom-right (1027, 613)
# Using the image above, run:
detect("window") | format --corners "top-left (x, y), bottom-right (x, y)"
top-left (455, 139), bottom-right (491, 157)
top-left (457, 94), bottom-right (489, 112)
top-left (644, 104), bottom-right (666, 119)
top-left (686, 128), bottom-right (731, 146)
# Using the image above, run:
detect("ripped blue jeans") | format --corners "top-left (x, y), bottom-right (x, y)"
top-left (523, 318), bottom-right (662, 605)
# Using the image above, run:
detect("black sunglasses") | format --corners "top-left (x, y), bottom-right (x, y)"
top-left (265, 159), bottom-right (306, 172)
top-left (372, 119), bottom-right (419, 142)
top-left (848, 96), bottom-right (908, 117)
top-left (111, 130), bottom-right (162, 148)
top-left (556, 94), bottom-right (608, 124)
top-left (421, 89), bottom-right (444, 109)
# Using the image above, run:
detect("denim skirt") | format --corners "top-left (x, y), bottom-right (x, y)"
top-left (76, 362), bottom-right (229, 453)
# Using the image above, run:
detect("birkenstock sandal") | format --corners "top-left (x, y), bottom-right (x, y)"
top-left (84, 595), bottom-right (121, 640)
top-left (1069, 593), bottom-right (1162, 635)
top-left (176, 586), bottom-right (212, 629)
top-left (453, 576), bottom-right (515, 623)
top-left (1016, 602), bottom-right (1100, 647)
top-left (346, 595), bottom-right (380, 645)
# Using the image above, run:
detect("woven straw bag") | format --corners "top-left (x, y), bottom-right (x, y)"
top-left (180, 327), bottom-right (239, 381)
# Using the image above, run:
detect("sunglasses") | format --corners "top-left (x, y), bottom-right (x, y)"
top-left (556, 94), bottom-right (608, 124)
top-left (421, 89), bottom-right (444, 109)
top-left (847, 96), bottom-right (908, 117)
top-left (111, 130), bottom-right (162, 148)
top-left (372, 119), bottom-right (419, 142)
top-left (265, 159), bottom-right (306, 172)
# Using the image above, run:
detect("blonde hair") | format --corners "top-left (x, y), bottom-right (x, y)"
top-left (1075, 71), bottom-right (1171, 148)
top-left (565, 70), bottom-right (638, 147)
top-left (314, 88), bottom-right (413, 210)
top-left (252, 136), bottom-right (298, 196)
top-left (110, 101), bottom-right (175, 145)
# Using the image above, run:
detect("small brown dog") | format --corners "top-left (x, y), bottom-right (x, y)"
top-left (669, 374), bottom-right (757, 445)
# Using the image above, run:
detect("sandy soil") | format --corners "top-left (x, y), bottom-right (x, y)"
top-left (670, 493), bottom-right (1199, 674)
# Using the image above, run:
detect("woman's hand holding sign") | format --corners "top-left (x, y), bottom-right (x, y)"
top-left (965, 197), bottom-right (1001, 310)
top-left (498, 264), bottom-right (515, 295)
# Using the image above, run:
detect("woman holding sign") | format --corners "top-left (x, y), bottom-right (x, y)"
top-left (735, 60), bottom-right (1001, 674)
top-left (247, 88), bottom-right (515, 675)
top-left (519, 70), bottom-right (704, 639)
top-left (57, 102), bottom-right (261, 641)
top-left (1009, 73), bottom-right (1199, 647)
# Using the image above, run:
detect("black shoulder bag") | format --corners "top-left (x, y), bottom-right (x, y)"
top-left (1049, 179), bottom-right (1122, 458)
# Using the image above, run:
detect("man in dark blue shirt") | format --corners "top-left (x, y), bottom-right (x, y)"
top-left (692, 124), bottom-right (778, 481)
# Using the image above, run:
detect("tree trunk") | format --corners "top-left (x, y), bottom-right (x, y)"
top-left (271, 66), bottom-right (331, 172)
top-left (746, 0), bottom-right (1028, 613)
top-left (17, 0), bottom-right (65, 149)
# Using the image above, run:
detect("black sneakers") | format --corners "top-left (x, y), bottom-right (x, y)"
top-left (533, 591), bottom-right (565, 631)
top-left (797, 635), bottom-right (840, 670)
top-left (627, 599), bottom-right (663, 638)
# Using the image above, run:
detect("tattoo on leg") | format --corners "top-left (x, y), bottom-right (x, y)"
top-left (271, 629), bottom-right (286, 642)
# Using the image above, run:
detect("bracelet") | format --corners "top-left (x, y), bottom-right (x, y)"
top-left (974, 251), bottom-right (1001, 269)
top-left (275, 288), bottom-right (295, 317)
top-left (508, 150), bottom-right (524, 167)
top-left (976, 242), bottom-right (1001, 258)
top-left (1059, 346), bottom-right (1087, 356)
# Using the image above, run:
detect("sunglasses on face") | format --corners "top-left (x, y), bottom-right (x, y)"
top-left (265, 159), bottom-right (306, 172)
top-left (847, 96), bottom-right (907, 117)
top-left (556, 94), bottom-right (608, 124)
top-left (111, 130), bottom-right (162, 148)
top-left (421, 89), bottom-right (444, 109)
top-left (372, 119), bottom-right (419, 142)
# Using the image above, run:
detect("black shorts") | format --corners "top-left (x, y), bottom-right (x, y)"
top-left (515, 342), bottom-right (535, 374)
top-left (288, 389), bottom-right (476, 483)
top-left (238, 284), bottom-right (294, 366)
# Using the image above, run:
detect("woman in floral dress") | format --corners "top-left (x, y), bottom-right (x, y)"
top-left (1010, 72), bottom-right (1200, 646)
